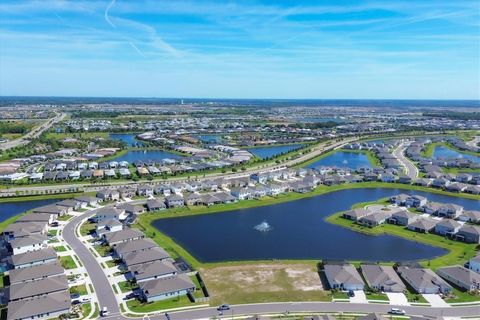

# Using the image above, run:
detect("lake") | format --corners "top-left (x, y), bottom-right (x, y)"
top-left (196, 134), bottom-right (224, 144)
top-left (247, 144), bottom-right (304, 160)
top-left (111, 150), bottom-right (183, 163)
top-left (432, 145), bottom-right (480, 163)
top-left (0, 198), bottom-right (60, 223)
top-left (153, 188), bottom-right (478, 263)
top-left (109, 133), bottom-right (144, 147)
top-left (306, 151), bottom-right (372, 170)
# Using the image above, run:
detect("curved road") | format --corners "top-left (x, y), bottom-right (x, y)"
top-left (62, 207), bottom-right (480, 320)
top-left (393, 142), bottom-right (418, 179)
top-left (63, 208), bottom-right (122, 318)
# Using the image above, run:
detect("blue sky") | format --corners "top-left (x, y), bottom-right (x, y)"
top-left (0, 0), bottom-right (479, 99)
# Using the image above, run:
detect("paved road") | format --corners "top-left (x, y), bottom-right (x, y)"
top-left (63, 208), bottom-right (122, 318)
top-left (466, 136), bottom-right (480, 148)
top-left (393, 142), bottom-right (418, 179)
top-left (0, 137), bottom-right (357, 196)
top-left (0, 112), bottom-right (66, 150)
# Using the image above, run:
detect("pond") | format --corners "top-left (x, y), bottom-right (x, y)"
top-left (247, 144), bottom-right (304, 160)
top-left (305, 151), bottom-right (372, 170)
top-left (0, 198), bottom-right (60, 223)
top-left (153, 188), bottom-right (478, 263)
top-left (196, 134), bottom-right (224, 144)
top-left (111, 150), bottom-right (183, 163)
top-left (109, 133), bottom-right (144, 147)
top-left (432, 145), bottom-right (480, 164)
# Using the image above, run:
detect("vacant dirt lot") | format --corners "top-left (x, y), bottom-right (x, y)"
top-left (200, 262), bottom-right (329, 305)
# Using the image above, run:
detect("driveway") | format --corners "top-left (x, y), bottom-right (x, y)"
top-left (386, 292), bottom-right (410, 306)
top-left (350, 290), bottom-right (368, 303)
top-left (422, 294), bottom-right (450, 307)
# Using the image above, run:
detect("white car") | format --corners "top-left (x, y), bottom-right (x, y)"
top-left (389, 308), bottom-right (406, 315)
top-left (101, 307), bottom-right (109, 317)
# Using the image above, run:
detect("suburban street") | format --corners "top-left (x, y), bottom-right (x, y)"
top-left (0, 112), bottom-right (66, 150)
top-left (393, 142), bottom-right (419, 179)
top-left (63, 207), bottom-right (122, 319)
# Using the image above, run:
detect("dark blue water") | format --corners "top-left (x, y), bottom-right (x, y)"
top-left (0, 198), bottom-right (60, 223)
top-left (247, 144), bottom-right (304, 160)
top-left (432, 146), bottom-right (480, 163)
top-left (153, 188), bottom-right (478, 263)
top-left (110, 133), bottom-right (144, 147)
top-left (111, 150), bottom-right (183, 163)
top-left (196, 134), bottom-right (224, 144)
top-left (306, 151), bottom-right (372, 170)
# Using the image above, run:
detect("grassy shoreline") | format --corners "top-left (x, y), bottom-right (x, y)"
top-left (135, 182), bottom-right (479, 270)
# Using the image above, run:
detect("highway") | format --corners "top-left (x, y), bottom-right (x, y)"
top-left (0, 112), bottom-right (66, 150)
top-left (393, 142), bottom-right (419, 179)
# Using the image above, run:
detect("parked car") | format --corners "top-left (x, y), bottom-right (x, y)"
top-left (217, 304), bottom-right (230, 311)
top-left (389, 308), bottom-right (406, 315)
top-left (348, 290), bottom-right (355, 297)
top-left (70, 293), bottom-right (80, 299)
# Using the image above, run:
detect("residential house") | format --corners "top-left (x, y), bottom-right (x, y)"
top-left (396, 266), bottom-right (452, 294)
top-left (469, 253), bottom-right (480, 273)
top-left (360, 264), bottom-right (406, 292)
top-left (407, 218), bottom-right (437, 233)
top-left (10, 248), bottom-right (57, 269)
top-left (138, 274), bottom-right (195, 302)
top-left (122, 247), bottom-right (170, 268)
top-left (9, 235), bottom-right (48, 255)
top-left (390, 210), bottom-right (419, 226)
top-left (130, 260), bottom-right (177, 283)
top-left (342, 208), bottom-right (370, 221)
top-left (359, 212), bottom-right (391, 227)
top-left (105, 228), bottom-right (145, 245)
top-left (95, 208), bottom-right (127, 223)
top-left (323, 263), bottom-right (364, 291)
top-left (437, 204), bottom-right (463, 219)
top-left (8, 262), bottom-right (64, 285)
top-left (6, 290), bottom-right (71, 320)
top-left (7, 274), bottom-right (68, 301)
top-left (96, 189), bottom-right (120, 201)
top-left (456, 225), bottom-right (480, 244)
top-left (437, 265), bottom-right (480, 292)
top-left (405, 195), bottom-right (428, 208)
top-left (146, 199), bottom-right (166, 211)
top-left (165, 194), bottom-right (185, 208)
top-left (434, 220), bottom-right (461, 237)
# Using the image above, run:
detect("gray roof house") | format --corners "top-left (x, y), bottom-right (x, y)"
top-left (3, 222), bottom-right (48, 240)
top-left (33, 205), bottom-right (67, 216)
top-left (8, 274), bottom-right (68, 301)
top-left (342, 208), bottom-right (370, 221)
top-left (8, 262), bottom-right (64, 285)
top-left (165, 194), bottom-right (185, 208)
top-left (397, 266), bottom-right (452, 294)
top-left (122, 247), bottom-right (170, 268)
top-left (359, 211), bottom-right (392, 227)
top-left (407, 218), bottom-right (438, 233)
top-left (113, 238), bottom-right (158, 258)
top-left (116, 203), bottom-right (145, 215)
top-left (360, 264), bottom-right (406, 293)
top-left (434, 219), bottom-right (461, 236)
top-left (129, 260), bottom-right (178, 283)
top-left (437, 204), bottom-right (463, 219)
top-left (437, 265), bottom-right (480, 292)
top-left (456, 225), bottom-right (480, 244)
top-left (10, 248), bottom-right (57, 269)
top-left (6, 290), bottom-right (71, 320)
top-left (139, 274), bottom-right (195, 302)
top-left (146, 199), bottom-right (166, 211)
top-left (323, 263), bottom-right (364, 291)
top-left (105, 228), bottom-right (145, 245)
top-left (390, 210), bottom-right (419, 226)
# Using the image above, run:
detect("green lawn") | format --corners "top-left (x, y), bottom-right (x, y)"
top-left (81, 302), bottom-right (92, 319)
top-left (53, 245), bottom-right (67, 252)
top-left (404, 288), bottom-right (428, 303)
top-left (118, 280), bottom-right (138, 293)
top-left (446, 287), bottom-right (480, 303)
top-left (105, 260), bottom-right (118, 268)
top-left (0, 273), bottom-right (4, 288)
top-left (59, 256), bottom-right (77, 269)
top-left (365, 292), bottom-right (389, 301)
top-left (80, 221), bottom-right (96, 236)
top-left (126, 295), bottom-right (195, 312)
top-left (70, 284), bottom-right (88, 296)
top-left (330, 291), bottom-right (349, 299)
top-left (58, 214), bottom-right (73, 221)
top-left (48, 229), bottom-right (58, 237)
top-left (94, 244), bottom-right (112, 257)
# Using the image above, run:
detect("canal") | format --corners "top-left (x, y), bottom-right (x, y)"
top-left (153, 188), bottom-right (478, 263)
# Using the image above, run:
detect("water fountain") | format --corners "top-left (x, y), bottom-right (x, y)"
top-left (254, 221), bottom-right (272, 232)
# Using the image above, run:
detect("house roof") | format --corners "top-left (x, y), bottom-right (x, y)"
top-left (8, 274), bottom-right (68, 301)
top-left (397, 266), bottom-right (451, 292)
top-left (114, 238), bottom-right (158, 255)
top-left (6, 290), bottom-right (71, 320)
top-left (130, 260), bottom-right (177, 281)
top-left (408, 218), bottom-right (437, 231)
top-left (11, 248), bottom-right (57, 266)
top-left (437, 265), bottom-right (480, 286)
top-left (140, 274), bottom-right (195, 298)
top-left (360, 264), bottom-right (405, 292)
top-left (10, 234), bottom-right (47, 248)
top-left (324, 264), bottom-right (364, 287)
top-left (122, 247), bottom-right (170, 267)
top-left (105, 228), bottom-right (144, 244)
top-left (8, 262), bottom-right (64, 284)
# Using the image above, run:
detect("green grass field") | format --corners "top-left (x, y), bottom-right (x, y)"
top-left (59, 256), bottom-right (77, 269)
